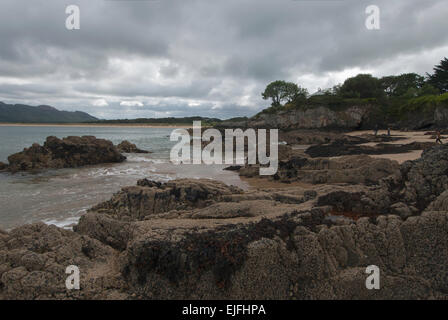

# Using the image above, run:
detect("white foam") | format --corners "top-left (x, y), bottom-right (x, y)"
top-left (127, 156), bottom-right (167, 164)
top-left (43, 216), bottom-right (81, 230)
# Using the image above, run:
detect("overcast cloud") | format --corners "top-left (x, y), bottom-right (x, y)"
top-left (0, 0), bottom-right (447, 119)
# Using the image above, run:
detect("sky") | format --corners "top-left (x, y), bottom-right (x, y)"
top-left (0, 0), bottom-right (447, 120)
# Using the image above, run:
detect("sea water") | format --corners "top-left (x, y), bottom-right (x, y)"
top-left (0, 125), bottom-right (247, 230)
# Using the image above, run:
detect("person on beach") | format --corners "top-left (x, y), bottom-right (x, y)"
top-left (436, 131), bottom-right (443, 144)
top-left (374, 124), bottom-right (378, 136)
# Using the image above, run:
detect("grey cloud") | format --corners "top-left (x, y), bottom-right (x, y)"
top-left (0, 0), bottom-right (446, 119)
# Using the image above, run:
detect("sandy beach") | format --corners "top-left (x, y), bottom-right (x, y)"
top-left (346, 130), bottom-right (438, 163)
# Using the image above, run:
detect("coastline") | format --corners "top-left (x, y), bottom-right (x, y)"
top-left (1, 128), bottom-right (447, 299)
top-left (0, 122), bottom-right (192, 128)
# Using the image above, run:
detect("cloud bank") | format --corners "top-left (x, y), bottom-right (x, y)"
top-left (0, 0), bottom-right (447, 119)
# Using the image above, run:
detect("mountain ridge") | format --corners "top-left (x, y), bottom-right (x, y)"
top-left (0, 102), bottom-right (98, 123)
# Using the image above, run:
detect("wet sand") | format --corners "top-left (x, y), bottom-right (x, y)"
top-left (347, 130), bottom-right (439, 163)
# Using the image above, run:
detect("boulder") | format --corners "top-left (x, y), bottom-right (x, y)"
top-left (7, 136), bottom-right (126, 172)
top-left (89, 179), bottom-right (243, 220)
top-left (0, 162), bottom-right (7, 171)
top-left (116, 140), bottom-right (149, 154)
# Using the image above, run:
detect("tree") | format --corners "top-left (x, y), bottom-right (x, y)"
top-left (427, 57), bottom-right (448, 93)
top-left (339, 74), bottom-right (383, 99)
top-left (262, 81), bottom-right (308, 107)
top-left (380, 73), bottom-right (425, 97)
top-left (419, 83), bottom-right (440, 96)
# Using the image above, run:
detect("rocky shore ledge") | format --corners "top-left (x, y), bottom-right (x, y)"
top-left (1, 144), bottom-right (447, 299)
top-left (4, 136), bottom-right (126, 172)
top-left (0, 136), bottom-right (150, 173)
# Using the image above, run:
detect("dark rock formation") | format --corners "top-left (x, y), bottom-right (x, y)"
top-left (239, 155), bottom-right (400, 185)
top-left (398, 145), bottom-right (448, 210)
top-left (306, 140), bottom-right (434, 158)
top-left (89, 179), bottom-right (243, 220)
top-left (116, 140), bottom-right (149, 154)
top-left (278, 130), bottom-right (377, 146)
top-left (2, 145), bottom-right (448, 300)
top-left (248, 105), bottom-right (372, 130)
top-left (223, 165), bottom-right (242, 171)
top-left (316, 145), bottom-right (448, 217)
top-left (7, 136), bottom-right (126, 172)
top-left (0, 162), bottom-right (7, 171)
top-left (0, 223), bottom-right (126, 299)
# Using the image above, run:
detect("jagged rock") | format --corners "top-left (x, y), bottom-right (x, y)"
top-left (240, 155), bottom-right (400, 185)
top-left (248, 105), bottom-right (371, 130)
top-left (3, 180), bottom-right (448, 299)
top-left (426, 190), bottom-right (448, 212)
top-left (3, 145), bottom-right (448, 299)
top-left (86, 208), bottom-right (448, 299)
top-left (316, 145), bottom-right (448, 216)
top-left (399, 145), bottom-right (448, 210)
top-left (7, 136), bottom-right (126, 172)
top-left (390, 202), bottom-right (417, 219)
top-left (116, 140), bottom-right (149, 154)
top-left (0, 223), bottom-right (127, 299)
top-left (89, 179), bottom-right (243, 220)
top-left (0, 162), bottom-right (7, 171)
top-left (276, 155), bottom-right (400, 185)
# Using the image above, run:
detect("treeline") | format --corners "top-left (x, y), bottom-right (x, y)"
top-left (89, 116), bottom-right (222, 125)
top-left (259, 57), bottom-right (448, 121)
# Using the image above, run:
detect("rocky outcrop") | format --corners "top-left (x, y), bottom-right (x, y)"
top-left (0, 223), bottom-right (127, 299)
top-left (0, 162), bottom-right (7, 171)
top-left (315, 145), bottom-right (448, 218)
top-left (247, 101), bottom-right (448, 131)
top-left (398, 106), bottom-right (448, 130)
top-left (278, 130), bottom-right (369, 145)
top-left (275, 155), bottom-right (400, 185)
top-left (2, 145), bottom-right (448, 300)
top-left (398, 145), bottom-right (448, 210)
top-left (7, 136), bottom-right (126, 172)
top-left (238, 154), bottom-right (400, 185)
top-left (306, 140), bottom-right (434, 158)
top-left (89, 179), bottom-right (243, 221)
top-left (4, 209), bottom-right (447, 299)
top-left (248, 105), bottom-right (372, 130)
top-left (116, 141), bottom-right (149, 154)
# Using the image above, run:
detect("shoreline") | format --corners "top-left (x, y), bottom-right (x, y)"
top-left (0, 123), bottom-right (192, 128)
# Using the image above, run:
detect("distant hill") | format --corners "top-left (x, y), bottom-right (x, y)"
top-left (0, 102), bottom-right (98, 123)
top-left (92, 116), bottom-right (223, 125)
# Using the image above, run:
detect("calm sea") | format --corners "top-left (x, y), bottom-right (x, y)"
top-left (0, 125), bottom-right (247, 230)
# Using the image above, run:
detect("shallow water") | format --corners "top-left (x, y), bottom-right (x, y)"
top-left (0, 126), bottom-right (248, 230)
